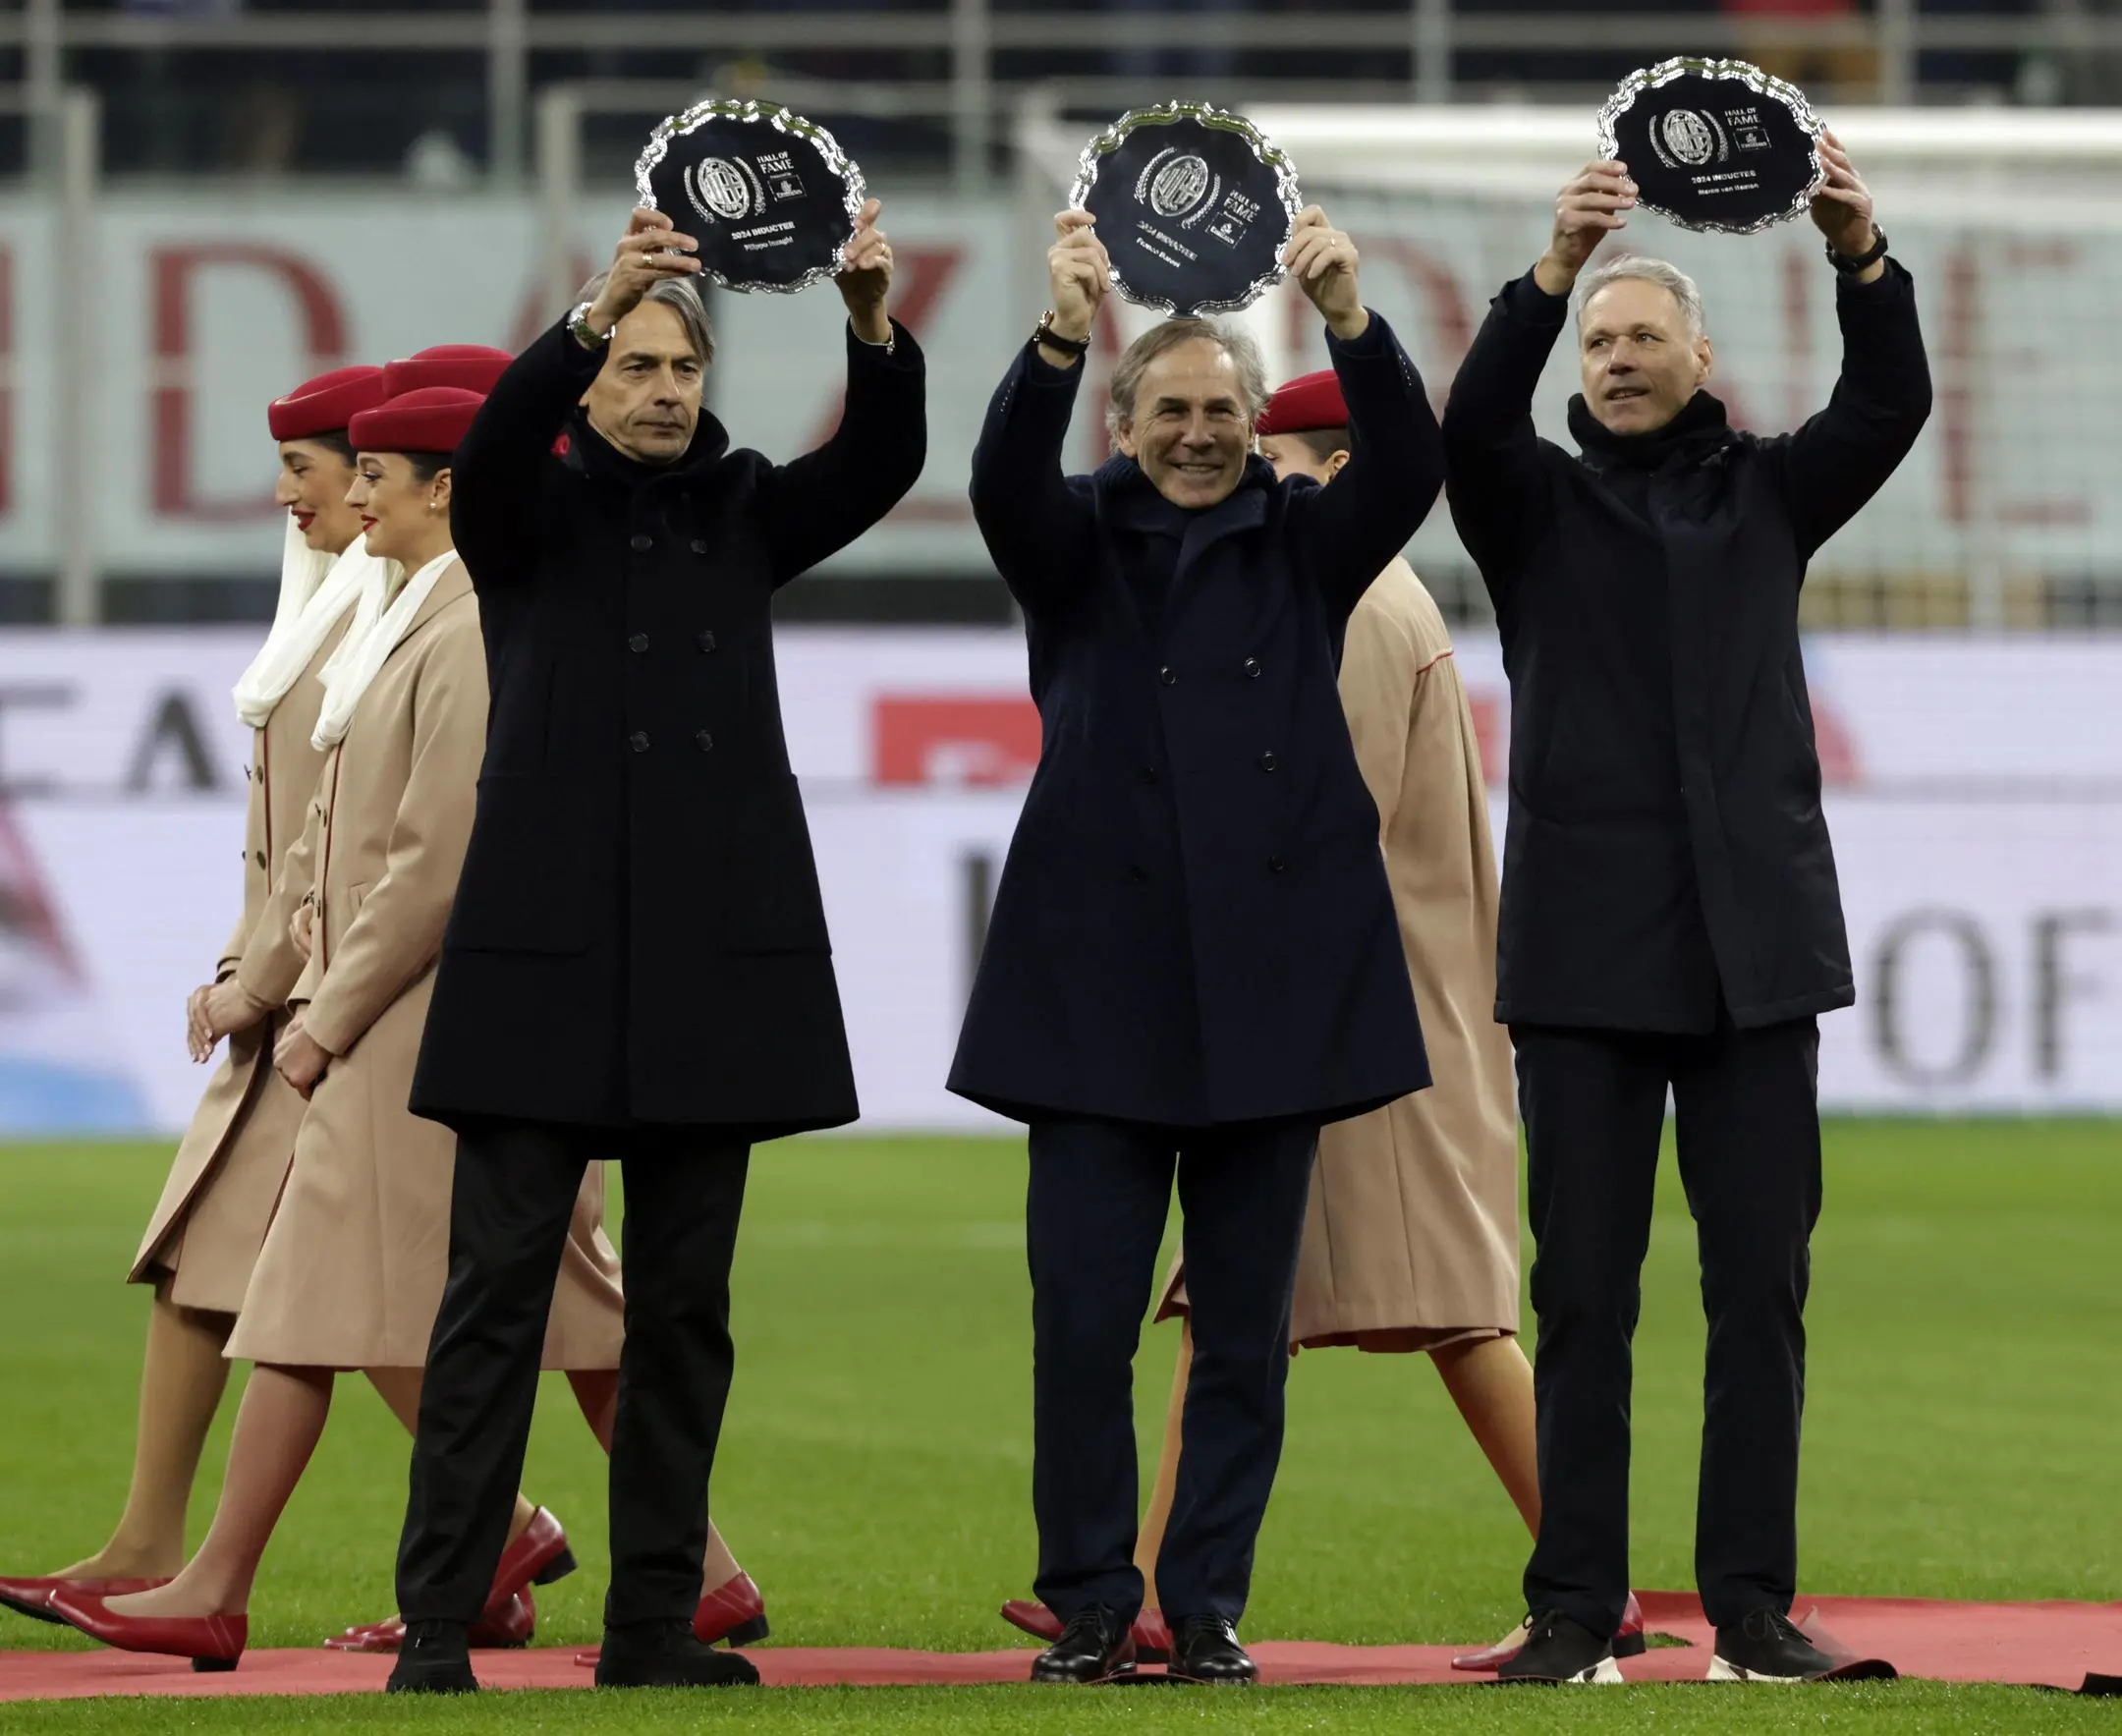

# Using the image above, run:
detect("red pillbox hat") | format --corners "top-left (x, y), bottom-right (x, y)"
top-left (348, 386), bottom-right (486, 456)
top-left (267, 365), bottom-right (386, 442)
top-left (382, 345), bottom-right (514, 399)
top-left (1256, 369), bottom-right (1349, 438)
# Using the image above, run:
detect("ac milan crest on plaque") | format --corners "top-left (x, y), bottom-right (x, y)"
top-left (1071, 101), bottom-right (1302, 315)
top-left (1597, 58), bottom-right (1823, 235)
top-left (636, 99), bottom-right (867, 293)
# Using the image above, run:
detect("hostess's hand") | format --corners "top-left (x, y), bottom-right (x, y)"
top-left (837, 198), bottom-right (894, 345)
top-left (1283, 206), bottom-right (1367, 340)
top-left (1811, 128), bottom-right (1882, 278)
top-left (1536, 160), bottom-right (1636, 295)
top-left (274, 1016), bottom-right (332, 1098)
top-left (584, 207), bottom-right (701, 339)
top-left (189, 979), bottom-right (267, 1062)
top-left (291, 899), bottom-right (314, 960)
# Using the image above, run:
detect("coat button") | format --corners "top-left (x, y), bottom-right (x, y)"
top-left (1259, 752), bottom-right (1279, 772)
top-left (629, 532), bottom-right (653, 553)
top-left (695, 730), bottom-right (714, 753)
top-left (690, 537), bottom-right (709, 554)
top-left (1159, 666), bottom-right (1177, 686)
top-left (629, 731), bottom-right (650, 753)
top-left (1138, 764), bottom-right (1158, 785)
top-left (698, 630), bottom-right (718, 653)
top-left (1243, 657), bottom-right (1261, 678)
top-left (629, 632), bottom-right (649, 652)
top-left (254, 850), bottom-right (266, 867)
top-left (1267, 855), bottom-right (1287, 873)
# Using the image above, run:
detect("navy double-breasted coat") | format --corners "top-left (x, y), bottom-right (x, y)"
top-left (948, 313), bottom-right (1443, 1128)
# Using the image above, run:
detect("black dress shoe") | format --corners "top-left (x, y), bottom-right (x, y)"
top-left (1709, 1608), bottom-right (1835, 1682)
top-left (594, 1618), bottom-right (761, 1688)
top-left (1166, 1614), bottom-right (1256, 1684)
top-left (1496, 1609), bottom-right (1623, 1685)
top-left (1030, 1607), bottom-right (1137, 1684)
top-left (384, 1619), bottom-right (477, 1694)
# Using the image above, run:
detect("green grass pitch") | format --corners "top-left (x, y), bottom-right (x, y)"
top-left (0, 1121), bottom-right (2117, 1733)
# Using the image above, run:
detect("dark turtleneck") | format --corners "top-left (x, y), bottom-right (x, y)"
top-left (1566, 388), bottom-right (1731, 523)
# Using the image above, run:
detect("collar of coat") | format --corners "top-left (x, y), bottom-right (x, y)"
top-left (562, 408), bottom-right (735, 496)
top-left (1090, 450), bottom-right (1279, 545)
top-left (1568, 389), bottom-right (1735, 474)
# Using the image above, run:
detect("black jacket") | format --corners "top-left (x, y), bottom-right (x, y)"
top-left (411, 315), bottom-right (926, 1133)
top-left (1443, 263), bottom-right (1931, 1033)
top-left (948, 313), bottom-right (1442, 1128)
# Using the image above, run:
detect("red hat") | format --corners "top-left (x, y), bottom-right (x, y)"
top-left (1256, 369), bottom-right (1349, 438)
top-left (268, 365), bottom-right (386, 442)
top-left (348, 386), bottom-right (485, 456)
top-left (382, 344), bottom-right (513, 399)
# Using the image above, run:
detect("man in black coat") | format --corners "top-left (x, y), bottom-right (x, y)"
top-left (1442, 135), bottom-right (1929, 1686)
top-left (387, 202), bottom-right (924, 1693)
top-left (950, 205), bottom-right (1443, 1685)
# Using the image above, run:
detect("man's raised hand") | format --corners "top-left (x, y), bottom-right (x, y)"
top-left (836, 198), bottom-right (895, 345)
top-left (585, 207), bottom-right (701, 338)
top-left (1536, 161), bottom-right (1637, 296)
top-left (1282, 206), bottom-right (1368, 340)
top-left (1042, 210), bottom-right (1110, 362)
top-left (1810, 129), bottom-right (1881, 274)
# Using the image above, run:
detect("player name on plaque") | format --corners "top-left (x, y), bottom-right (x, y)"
top-left (636, 98), bottom-right (867, 293)
top-left (1597, 58), bottom-right (1823, 235)
top-left (1071, 101), bottom-right (1302, 316)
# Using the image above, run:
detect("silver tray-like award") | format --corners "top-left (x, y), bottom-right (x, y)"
top-left (1596, 57), bottom-right (1823, 235)
top-left (636, 98), bottom-right (867, 293)
top-left (1071, 100), bottom-right (1302, 316)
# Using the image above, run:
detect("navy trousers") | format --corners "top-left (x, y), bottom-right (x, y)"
top-left (1026, 1115), bottom-right (1317, 1628)
top-left (1514, 1015), bottom-right (1823, 1638)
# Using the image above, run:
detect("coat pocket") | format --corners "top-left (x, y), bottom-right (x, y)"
top-left (723, 773), bottom-right (832, 955)
top-left (446, 776), bottom-right (591, 955)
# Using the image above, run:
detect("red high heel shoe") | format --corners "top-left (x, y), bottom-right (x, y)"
top-left (573, 1572), bottom-right (771, 1667)
top-left (46, 1588), bottom-right (246, 1672)
top-left (1451, 1592), bottom-right (1647, 1671)
top-left (0, 1576), bottom-right (170, 1625)
top-left (323, 1589), bottom-right (535, 1652)
top-left (323, 1505), bottom-right (575, 1652)
top-left (1001, 1597), bottom-right (1172, 1664)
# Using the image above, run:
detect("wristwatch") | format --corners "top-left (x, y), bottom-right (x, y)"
top-left (1826, 227), bottom-right (1889, 276)
top-left (1033, 310), bottom-right (1091, 357)
top-left (567, 301), bottom-right (610, 352)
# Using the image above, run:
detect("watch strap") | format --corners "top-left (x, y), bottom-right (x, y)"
top-left (1826, 227), bottom-right (1889, 276)
top-left (1033, 310), bottom-right (1091, 357)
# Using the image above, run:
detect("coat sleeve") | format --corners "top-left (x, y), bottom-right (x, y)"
top-left (215, 908), bottom-right (249, 982)
top-left (233, 785), bottom-right (322, 1012)
top-left (754, 321), bottom-right (928, 586)
top-left (450, 318), bottom-right (605, 588)
top-left (300, 623), bottom-right (487, 1057)
top-left (1441, 273), bottom-right (1569, 599)
top-left (968, 342), bottom-right (1101, 619)
top-left (1285, 313), bottom-right (1444, 618)
top-left (1336, 588), bottom-right (1423, 836)
top-left (1776, 259), bottom-right (1933, 561)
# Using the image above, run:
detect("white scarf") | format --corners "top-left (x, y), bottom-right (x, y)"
top-left (310, 548), bottom-right (459, 750)
top-left (230, 519), bottom-right (383, 728)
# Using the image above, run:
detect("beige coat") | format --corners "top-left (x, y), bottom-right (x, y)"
top-left (1161, 558), bottom-right (1522, 1349)
top-left (133, 618), bottom-right (350, 1314)
top-left (227, 563), bottom-right (624, 1370)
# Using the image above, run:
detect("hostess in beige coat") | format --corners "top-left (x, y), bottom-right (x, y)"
top-left (1162, 558), bottom-right (1521, 1349)
top-left (227, 562), bottom-right (624, 1371)
top-left (133, 620), bottom-right (350, 1314)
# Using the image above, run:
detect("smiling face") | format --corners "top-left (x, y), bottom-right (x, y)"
top-left (273, 439), bottom-right (363, 555)
top-left (1579, 277), bottom-right (1715, 435)
top-left (581, 300), bottom-right (706, 465)
top-left (1114, 337), bottom-right (1255, 510)
top-left (346, 451), bottom-right (450, 567)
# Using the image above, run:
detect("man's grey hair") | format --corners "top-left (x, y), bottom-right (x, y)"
top-left (1106, 316), bottom-right (1270, 437)
top-left (1576, 255), bottom-right (1705, 341)
top-left (575, 270), bottom-right (717, 365)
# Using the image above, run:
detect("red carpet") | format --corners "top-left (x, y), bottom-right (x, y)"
top-left (2, 1594), bottom-right (2116, 1701)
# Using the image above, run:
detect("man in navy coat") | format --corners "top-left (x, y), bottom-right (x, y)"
top-left (950, 206), bottom-right (1444, 1685)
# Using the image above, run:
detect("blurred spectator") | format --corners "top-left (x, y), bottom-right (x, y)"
top-left (1100, 0), bottom-right (1252, 81)
top-left (1723, 0), bottom-right (1881, 98)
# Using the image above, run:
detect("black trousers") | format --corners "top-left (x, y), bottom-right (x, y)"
top-left (1514, 1016), bottom-right (1822, 1637)
top-left (397, 1121), bottom-right (751, 1629)
top-left (1026, 1116), bottom-right (1317, 1628)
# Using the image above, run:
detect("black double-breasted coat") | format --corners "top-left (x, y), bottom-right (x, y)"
top-left (947, 313), bottom-right (1443, 1129)
top-left (411, 315), bottom-right (926, 1134)
top-left (1443, 263), bottom-right (1931, 1033)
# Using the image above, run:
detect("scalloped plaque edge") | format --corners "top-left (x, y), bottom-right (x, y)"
top-left (635, 97), bottom-right (869, 296)
top-left (1067, 99), bottom-right (1304, 316)
top-left (1595, 57), bottom-right (1826, 237)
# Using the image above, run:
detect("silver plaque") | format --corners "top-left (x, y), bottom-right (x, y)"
top-left (1597, 58), bottom-right (1824, 236)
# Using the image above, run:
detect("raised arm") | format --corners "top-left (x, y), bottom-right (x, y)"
top-left (299, 613), bottom-right (487, 1059)
top-left (967, 209), bottom-right (1106, 618)
top-left (1778, 131), bottom-right (1932, 557)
